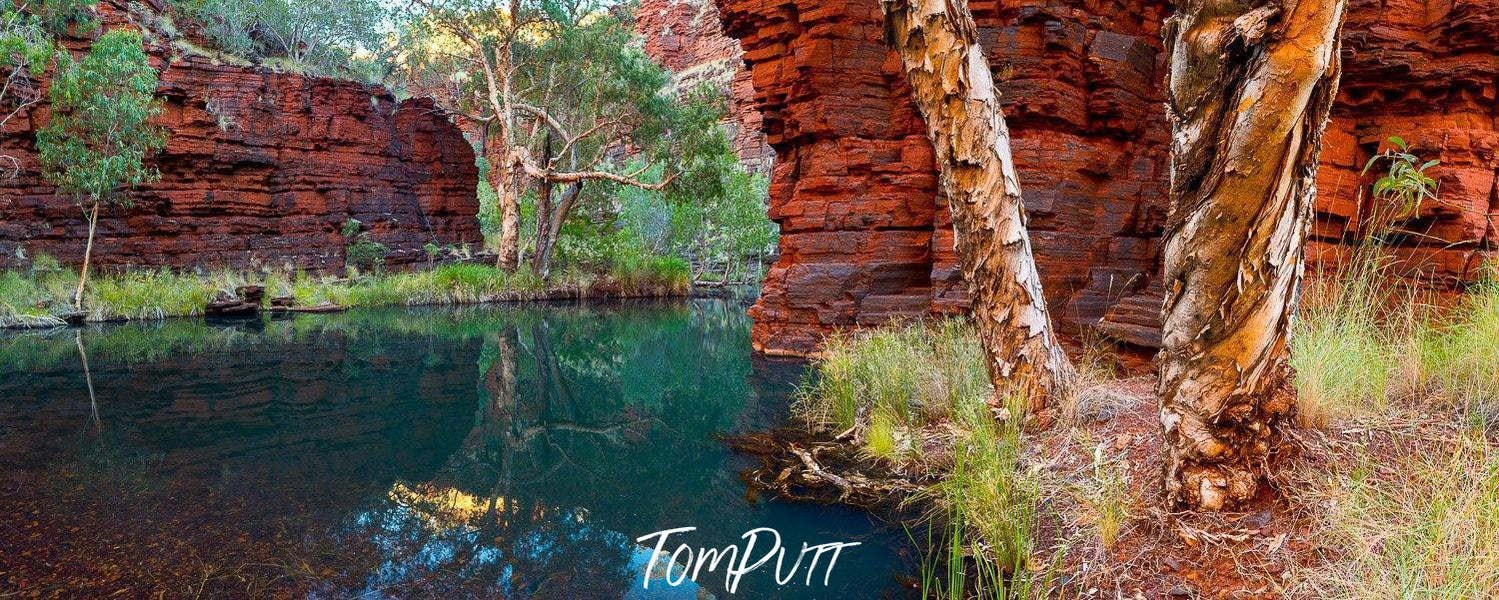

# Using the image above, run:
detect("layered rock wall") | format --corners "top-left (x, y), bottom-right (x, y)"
top-left (717, 0), bottom-right (1497, 354)
top-left (636, 0), bottom-right (775, 172)
top-left (0, 1), bottom-right (480, 271)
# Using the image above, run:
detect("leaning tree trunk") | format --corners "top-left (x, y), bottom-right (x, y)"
top-left (882, 0), bottom-right (1074, 409)
top-left (532, 181), bottom-right (581, 280)
top-left (73, 200), bottom-right (100, 309)
top-left (1158, 0), bottom-right (1345, 510)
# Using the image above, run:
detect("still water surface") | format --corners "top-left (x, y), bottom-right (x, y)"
top-left (0, 299), bottom-right (912, 598)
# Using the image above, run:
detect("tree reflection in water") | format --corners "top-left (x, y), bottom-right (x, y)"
top-left (0, 300), bottom-right (908, 598)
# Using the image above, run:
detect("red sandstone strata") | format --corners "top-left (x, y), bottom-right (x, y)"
top-left (715, 0), bottom-right (1498, 355)
top-left (0, 1), bottom-right (480, 271)
top-left (636, 0), bottom-right (775, 173)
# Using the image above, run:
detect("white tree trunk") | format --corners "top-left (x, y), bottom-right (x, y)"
top-left (882, 0), bottom-right (1074, 409)
top-left (73, 201), bottom-right (99, 310)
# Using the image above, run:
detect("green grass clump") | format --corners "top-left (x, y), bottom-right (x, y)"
top-left (797, 319), bottom-right (1047, 598)
top-left (917, 397), bottom-right (1049, 600)
top-left (795, 318), bottom-right (988, 434)
top-left (865, 406), bottom-right (901, 459)
top-left (85, 268), bottom-right (237, 320)
top-left (1291, 249), bottom-right (1435, 427)
top-left (1292, 253), bottom-right (1499, 428)
top-left (609, 254), bottom-right (691, 292)
top-left (282, 264), bottom-right (576, 309)
top-left (1419, 281), bottom-right (1499, 418)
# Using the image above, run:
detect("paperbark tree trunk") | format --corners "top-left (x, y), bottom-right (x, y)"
top-left (1159, 0), bottom-right (1345, 510)
top-left (881, 0), bottom-right (1074, 409)
top-left (485, 128), bottom-right (522, 272)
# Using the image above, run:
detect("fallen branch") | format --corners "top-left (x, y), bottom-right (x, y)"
top-left (791, 444), bottom-right (854, 499)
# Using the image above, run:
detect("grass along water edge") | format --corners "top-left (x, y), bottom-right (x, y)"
top-left (0, 258), bottom-right (692, 329)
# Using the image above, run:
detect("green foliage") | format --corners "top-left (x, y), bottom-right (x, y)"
top-left (171, 0), bottom-right (387, 79)
top-left (474, 157), bottom-right (503, 248)
top-left (2, 4), bottom-right (64, 177)
top-left (1, 7), bottom-right (57, 77)
top-left (1361, 136), bottom-right (1441, 244)
top-left (398, 0), bottom-right (775, 280)
top-left (173, 0), bottom-right (256, 56)
top-left (36, 28), bottom-right (164, 206)
top-left (341, 218), bottom-right (389, 274)
top-left (33, 0), bottom-right (99, 35)
top-left (618, 160), bottom-right (776, 283)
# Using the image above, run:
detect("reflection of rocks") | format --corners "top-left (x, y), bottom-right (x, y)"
top-left (0, 325), bottom-right (477, 484)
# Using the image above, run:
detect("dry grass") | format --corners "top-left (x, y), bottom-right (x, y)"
top-left (1285, 254), bottom-right (1499, 597)
top-left (1286, 418), bottom-right (1499, 599)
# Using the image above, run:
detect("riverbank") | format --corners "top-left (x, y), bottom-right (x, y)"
top-left (0, 257), bottom-right (693, 328)
top-left (745, 273), bottom-right (1499, 597)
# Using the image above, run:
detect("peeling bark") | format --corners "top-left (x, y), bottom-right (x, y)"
top-left (483, 121), bottom-right (523, 272)
top-left (881, 0), bottom-right (1074, 408)
top-left (1159, 0), bottom-right (1345, 510)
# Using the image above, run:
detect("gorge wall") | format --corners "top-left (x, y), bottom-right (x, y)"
top-left (0, 1), bottom-right (480, 271)
top-left (714, 0), bottom-right (1498, 354)
top-left (636, 0), bottom-right (776, 173)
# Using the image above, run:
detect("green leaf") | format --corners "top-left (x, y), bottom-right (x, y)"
top-left (1389, 136), bottom-right (1407, 150)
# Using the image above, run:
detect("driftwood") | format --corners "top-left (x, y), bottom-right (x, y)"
top-left (291, 303), bottom-right (346, 313)
top-left (723, 429), bottom-right (923, 510)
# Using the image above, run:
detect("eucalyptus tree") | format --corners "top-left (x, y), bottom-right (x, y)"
top-left (880, 0), bottom-right (1074, 408)
top-left (172, 0), bottom-right (388, 78)
top-left (400, 0), bottom-right (733, 275)
top-left (36, 29), bottom-right (165, 309)
top-left (1158, 0), bottom-right (1346, 510)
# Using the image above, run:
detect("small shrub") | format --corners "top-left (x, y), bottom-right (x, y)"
top-left (1360, 136), bottom-right (1440, 245)
top-left (341, 219), bottom-right (388, 275)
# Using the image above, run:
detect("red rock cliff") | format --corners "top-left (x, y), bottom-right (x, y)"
top-left (716, 0), bottom-right (1497, 355)
top-left (636, 0), bottom-right (775, 172)
top-left (0, 1), bottom-right (480, 271)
